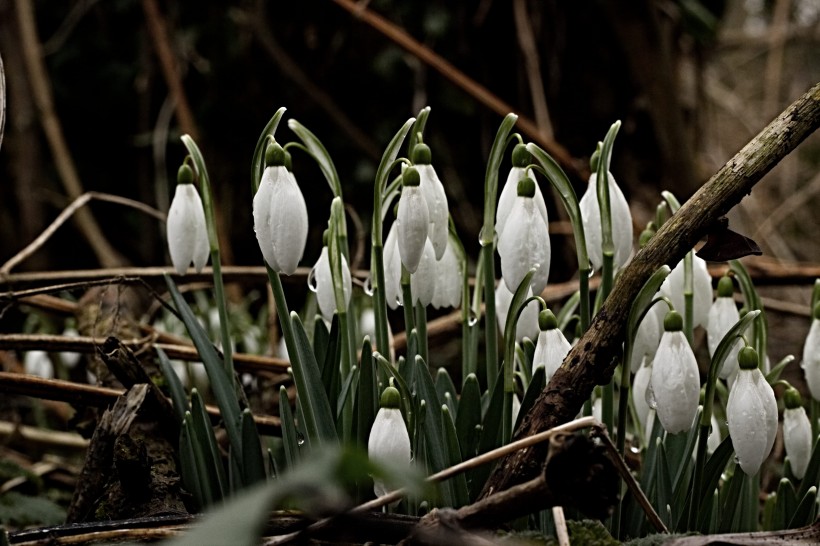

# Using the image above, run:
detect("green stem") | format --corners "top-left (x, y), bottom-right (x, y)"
top-left (684, 252), bottom-right (694, 346)
top-left (481, 245), bottom-right (499, 391)
top-left (209, 255), bottom-right (233, 379)
top-left (579, 270), bottom-right (591, 331)
top-left (400, 266), bottom-right (415, 346)
top-left (415, 301), bottom-right (428, 365)
top-left (371, 244), bottom-right (390, 359)
top-left (266, 266), bottom-right (298, 371)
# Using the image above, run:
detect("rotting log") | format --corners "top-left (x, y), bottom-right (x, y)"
top-left (480, 81), bottom-right (820, 498)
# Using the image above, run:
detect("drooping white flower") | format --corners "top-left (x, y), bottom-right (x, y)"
top-left (253, 144), bottom-right (308, 275)
top-left (383, 221), bottom-right (403, 310)
top-left (497, 144), bottom-right (547, 238)
top-left (629, 302), bottom-right (662, 373)
top-left (707, 275), bottom-right (742, 379)
top-left (497, 176), bottom-right (550, 296)
top-left (727, 346), bottom-right (777, 476)
top-left (368, 385), bottom-right (411, 499)
top-left (311, 244), bottom-right (352, 323)
top-left (431, 241), bottom-right (462, 309)
top-left (167, 164), bottom-right (209, 275)
top-left (632, 356), bottom-right (652, 438)
top-left (412, 144), bottom-right (449, 260)
top-left (650, 310), bottom-right (700, 434)
top-left (410, 239), bottom-right (437, 307)
top-left (783, 386), bottom-right (813, 479)
top-left (396, 167), bottom-right (430, 274)
top-left (660, 254), bottom-right (713, 329)
top-left (801, 303), bottom-right (820, 401)
top-left (24, 350), bottom-right (53, 380)
top-left (533, 309), bottom-right (571, 382)
top-left (579, 170), bottom-right (633, 271)
top-left (495, 280), bottom-right (539, 343)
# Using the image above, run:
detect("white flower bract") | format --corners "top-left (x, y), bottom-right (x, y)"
top-left (253, 166), bottom-right (308, 275)
top-left (579, 172), bottom-right (633, 271)
top-left (727, 366), bottom-right (777, 475)
top-left (650, 330), bottom-right (700, 434)
top-left (167, 184), bottom-right (209, 275)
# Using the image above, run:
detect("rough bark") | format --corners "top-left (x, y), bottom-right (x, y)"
top-left (480, 81), bottom-right (820, 498)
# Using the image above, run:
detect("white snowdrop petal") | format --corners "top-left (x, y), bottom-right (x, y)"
top-left (707, 413), bottom-right (722, 454)
top-left (660, 255), bottom-right (713, 329)
top-left (802, 319), bottom-right (820, 401)
top-left (533, 328), bottom-right (571, 382)
top-left (727, 368), bottom-right (777, 475)
top-left (24, 350), bottom-right (53, 380)
top-left (167, 184), bottom-right (208, 275)
top-left (632, 358), bottom-right (652, 435)
top-left (315, 248), bottom-right (335, 321)
top-left (383, 223), bottom-right (403, 310)
top-left (410, 239), bottom-right (437, 307)
top-left (252, 167), bottom-right (281, 271)
top-left (431, 243), bottom-right (462, 309)
top-left (397, 186), bottom-right (429, 273)
top-left (268, 172), bottom-right (309, 275)
top-left (498, 199), bottom-right (550, 295)
top-left (579, 173), bottom-right (633, 271)
top-left (497, 168), bottom-right (547, 238)
top-left (707, 297), bottom-right (744, 378)
top-left (368, 407), bottom-right (411, 499)
top-left (495, 282), bottom-right (539, 342)
top-left (417, 164), bottom-right (449, 260)
top-left (630, 305), bottom-right (661, 373)
top-left (650, 331), bottom-right (700, 434)
top-left (784, 406), bottom-right (813, 479)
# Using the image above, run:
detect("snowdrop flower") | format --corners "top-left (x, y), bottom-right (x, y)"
top-left (707, 275), bottom-right (742, 379)
top-left (579, 156), bottom-right (633, 271)
top-left (396, 167), bottom-right (429, 273)
top-left (783, 386), bottom-right (812, 479)
top-left (707, 413), bottom-right (722, 454)
top-left (629, 303), bottom-right (662, 373)
top-left (253, 143), bottom-right (308, 275)
top-left (368, 384), bottom-right (411, 499)
top-left (533, 309), bottom-right (571, 382)
top-left (24, 350), bottom-right (53, 380)
top-left (727, 346), bottom-right (777, 476)
top-left (310, 239), bottom-right (352, 323)
top-left (497, 176), bottom-right (550, 295)
top-left (60, 326), bottom-right (82, 369)
top-left (660, 254), bottom-right (713, 329)
top-left (495, 280), bottom-right (539, 343)
top-left (383, 221), bottom-right (402, 310)
top-left (650, 310), bottom-right (700, 434)
top-left (431, 241), bottom-right (462, 309)
top-left (412, 143), bottom-right (448, 260)
top-left (496, 144), bottom-right (547, 238)
top-left (409, 239), bottom-right (437, 307)
top-left (801, 303), bottom-right (820, 400)
top-left (167, 164), bottom-right (209, 275)
top-left (632, 357), bottom-right (652, 438)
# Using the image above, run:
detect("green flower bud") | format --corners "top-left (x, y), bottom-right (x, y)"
top-left (538, 309), bottom-right (558, 331)
top-left (511, 143), bottom-right (531, 168)
top-left (784, 386), bottom-right (803, 410)
top-left (177, 164), bottom-right (194, 185)
top-left (411, 143), bottom-right (432, 165)
top-left (402, 166), bottom-right (421, 187)
top-left (379, 385), bottom-right (401, 409)
top-left (265, 143), bottom-right (286, 167)
top-left (738, 346), bottom-right (759, 370)
top-left (517, 176), bottom-right (536, 198)
top-left (663, 310), bottom-right (683, 332)
top-left (717, 275), bottom-right (734, 298)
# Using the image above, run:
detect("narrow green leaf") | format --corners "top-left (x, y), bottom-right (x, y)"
top-left (700, 435), bottom-right (735, 506)
top-left (251, 107), bottom-right (287, 192)
top-left (320, 314), bottom-right (342, 404)
top-left (788, 486), bottom-right (818, 528)
top-left (241, 409), bottom-right (267, 486)
top-left (797, 434), bottom-right (820, 499)
top-left (765, 355), bottom-right (794, 384)
top-left (435, 368), bottom-right (458, 415)
top-left (455, 374), bottom-right (481, 462)
top-left (336, 366), bottom-right (359, 421)
top-left (356, 338), bottom-right (377, 449)
top-left (772, 478), bottom-right (797, 530)
top-left (156, 346), bottom-right (188, 423)
top-left (655, 441), bottom-right (673, 528)
top-left (313, 316), bottom-right (331, 371)
top-left (555, 291), bottom-right (580, 331)
top-left (515, 366), bottom-right (545, 431)
top-left (719, 470), bottom-right (746, 532)
top-left (287, 119), bottom-right (342, 197)
top-left (481, 113), bottom-right (518, 241)
top-left (289, 311), bottom-right (339, 446)
top-left (191, 389), bottom-right (227, 499)
top-left (469, 367), bottom-right (505, 501)
top-left (278, 386), bottom-right (300, 470)
top-left (179, 416), bottom-right (204, 511)
top-left (441, 405), bottom-right (470, 507)
top-left (165, 275), bottom-right (243, 458)
top-left (408, 106), bottom-right (431, 152)
top-left (730, 260), bottom-right (768, 365)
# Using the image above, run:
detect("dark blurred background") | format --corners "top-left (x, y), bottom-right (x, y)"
top-left (0, 0), bottom-right (818, 279)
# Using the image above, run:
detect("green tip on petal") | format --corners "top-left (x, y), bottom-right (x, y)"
top-left (663, 310), bottom-right (683, 332)
top-left (814, 302), bottom-right (820, 320)
top-left (402, 166), bottom-right (421, 187)
top-left (265, 143), bottom-right (286, 167)
top-left (322, 229), bottom-right (330, 246)
top-left (511, 143), bottom-right (531, 168)
top-left (590, 144), bottom-right (602, 172)
top-left (538, 309), bottom-right (558, 331)
top-left (517, 176), bottom-right (536, 198)
top-left (177, 164), bottom-right (194, 185)
top-left (717, 275), bottom-right (734, 298)
top-left (784, 386), bottom-right (803, 409)
top-left (738, 345), bottom-right (759, 370)
top-left (411, 143), bottom-right (432, 165)
top-left (379, 385), bottom-right (401, 409)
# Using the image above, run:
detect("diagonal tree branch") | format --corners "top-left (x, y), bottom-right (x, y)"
top-left (480, 81), bottom-right (820, 497)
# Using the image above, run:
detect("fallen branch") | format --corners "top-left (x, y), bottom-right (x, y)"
top-left (480, 82), bottom-right (820, 497)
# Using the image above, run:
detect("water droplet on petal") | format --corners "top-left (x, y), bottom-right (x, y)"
top-left (297, 433), bottom-right (305, 447)
top-left (307, 266), bottom-right (319, 292)
top-left (588, 263), bottom-right (596, 278)
top-left (468, 310), bottom-right (479, 327)
top-left (646, 383), bottom-right (657, 410)
top-left (363, 275), bottom-right (374, 296)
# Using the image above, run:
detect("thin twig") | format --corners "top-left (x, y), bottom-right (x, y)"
top-left (0, 192), bottom-right (164, 275)
top-left (552, 506), bottom-right (570, 546)
top-left (512, 0), bottom-right (553, 139)
top-left (0, 420), bottom-right (89, 450)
